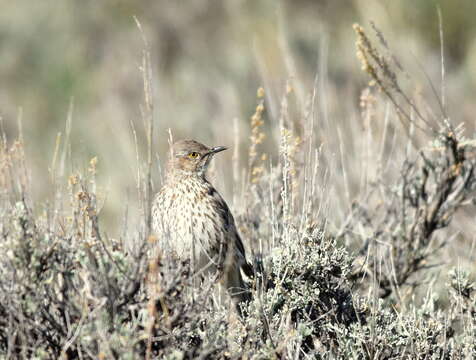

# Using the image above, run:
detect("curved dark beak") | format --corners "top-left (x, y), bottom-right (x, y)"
top-left (208, 146), bottom-right (227, 155)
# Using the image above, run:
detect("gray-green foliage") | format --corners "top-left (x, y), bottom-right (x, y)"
top-left (2, 188), bottom-right (474, 359)
top-left (0, 186), bottom-right (147, 358)
top-left (1, 185), bottom-right (475, 360)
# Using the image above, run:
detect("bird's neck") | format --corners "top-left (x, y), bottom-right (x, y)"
top-left (166, 170), bottom-right (208, 184)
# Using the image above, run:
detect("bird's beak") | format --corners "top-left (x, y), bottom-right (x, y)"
top-left (208, 146), bottom-right (227, 155)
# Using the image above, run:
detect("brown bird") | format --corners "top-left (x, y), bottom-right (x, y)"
top-left (152, 139), bottom-right (252, 311)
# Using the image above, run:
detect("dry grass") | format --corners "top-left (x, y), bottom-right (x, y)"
top-left (1, 3), bottom-right (476, 359)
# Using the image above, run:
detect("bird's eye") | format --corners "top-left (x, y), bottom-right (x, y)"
top-left (188, 152), bottom-right (200, 159)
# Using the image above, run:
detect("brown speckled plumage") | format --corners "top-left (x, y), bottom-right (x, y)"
top-left (152, 139), bottom-right (251, 306)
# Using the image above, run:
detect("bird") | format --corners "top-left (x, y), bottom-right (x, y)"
top-left (152, 139), bottom-right (252, 312)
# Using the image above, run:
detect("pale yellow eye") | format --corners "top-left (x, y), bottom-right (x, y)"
top-left (188, 152), bottom-right (200, 159)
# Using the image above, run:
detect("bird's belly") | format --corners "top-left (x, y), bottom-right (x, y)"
top-left (166, 202), bottom-right (227, 274)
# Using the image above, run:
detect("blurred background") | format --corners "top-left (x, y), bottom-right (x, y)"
top-left (1, 0), bottom-right (476, 239)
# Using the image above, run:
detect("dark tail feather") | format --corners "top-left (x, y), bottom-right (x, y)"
top-left (226, 263), bottom-right (253, 317)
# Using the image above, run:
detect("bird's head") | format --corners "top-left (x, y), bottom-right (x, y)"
top-left (167, 139), bottom-right (227, 177)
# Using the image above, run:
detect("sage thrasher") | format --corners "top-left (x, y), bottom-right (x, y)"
top-left (152, 139), bottom-right (252, 309)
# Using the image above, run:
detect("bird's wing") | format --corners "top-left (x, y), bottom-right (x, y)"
top-left (209, 187), bottom-right (254, 278)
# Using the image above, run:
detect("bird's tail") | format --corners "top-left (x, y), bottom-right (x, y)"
top-left (225, 261), bottom-right (253, 316)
